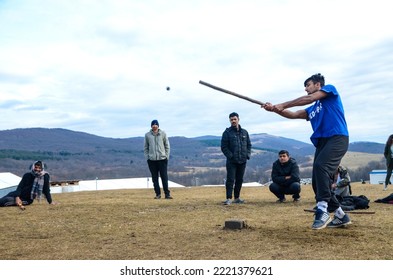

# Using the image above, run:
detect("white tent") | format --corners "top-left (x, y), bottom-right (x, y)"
top-left (0, 172), bottom-right (21, 196)
top-left (51, 177), bottom-right (186, 193)
top-left (1, 173), bottom-right (186, 195)
top-left (202, 182), bottom-right (264, 187)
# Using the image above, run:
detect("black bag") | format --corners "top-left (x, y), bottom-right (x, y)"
top-left (338, 195), bottom-right (370, 211)
top-left (374, 193), bottom-right (393, 204)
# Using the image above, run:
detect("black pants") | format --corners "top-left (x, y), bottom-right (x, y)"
top-left (225, 161), bottom-right (246, 199)
top-left (147, 159), bottom-right (170, 197)
top-left (269, 182), bottom-right (301, 200)
top-left (312, 135), bottom-right (349, 212)
top-left (385, 160), bottom-right (393, 185)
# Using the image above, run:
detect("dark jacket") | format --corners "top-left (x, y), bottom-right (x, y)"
top-left (221, 125), bottom-right (251, 164)
top-left (384, 144), bottom-right (392, 167)
top-left (14, 172), bottom-right (52, 204)
top-left (271, 158), bottom-right (300, 187)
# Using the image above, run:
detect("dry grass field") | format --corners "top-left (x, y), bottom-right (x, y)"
top-left (1, 182), bottom-right (392, 260)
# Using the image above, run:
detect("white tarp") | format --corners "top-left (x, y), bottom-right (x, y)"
top-left (51, 177), bottom-right (186, 193)
top-left (0, 172), bottom-right (21, 196)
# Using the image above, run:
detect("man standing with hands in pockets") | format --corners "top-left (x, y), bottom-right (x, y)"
top-left (221, 112), bottom-right (252, 205)
top-left (144, 119), bottom-right (172, 199)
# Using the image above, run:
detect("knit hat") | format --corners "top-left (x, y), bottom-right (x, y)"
top-left (151, 120), bottom-right (159, 127)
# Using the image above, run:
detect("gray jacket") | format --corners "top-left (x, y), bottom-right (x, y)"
top-left (144, 129), bottom-right (170, 161)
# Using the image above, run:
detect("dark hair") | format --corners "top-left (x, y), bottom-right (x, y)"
top-left (229, 112), bottom-right (239, 118)
top-left (304, 73), bottom-right (325, 87)
top-left (278, 150), bottom-right (289, 156)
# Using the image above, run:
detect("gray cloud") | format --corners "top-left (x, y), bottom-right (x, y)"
top-left (0, 0), bottom-right (392, 144)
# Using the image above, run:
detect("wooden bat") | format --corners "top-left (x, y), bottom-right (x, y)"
top-left (303, 209), bottom-right (375, 215)
top-left (199, 80), bottom-right (265, 106)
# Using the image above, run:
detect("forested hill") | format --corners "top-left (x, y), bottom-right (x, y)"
top-left (0, 128), bottom-right (385, 185)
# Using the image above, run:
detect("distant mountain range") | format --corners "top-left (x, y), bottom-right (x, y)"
top-left (0, 128), bottom-right (385, 185)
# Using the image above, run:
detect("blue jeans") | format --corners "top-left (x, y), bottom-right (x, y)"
top-left (225, 161), bottom-right (246, 199)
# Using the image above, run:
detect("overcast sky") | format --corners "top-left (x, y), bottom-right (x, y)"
top-left (1, 0), bottom-right (392, 144)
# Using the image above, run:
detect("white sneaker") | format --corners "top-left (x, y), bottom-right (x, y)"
top-left (222, 199), bottom-right (232, 205)
top-left (383, 184), bottom-right (388, 191)
top-left (233, 198), bottom-right (245, 204)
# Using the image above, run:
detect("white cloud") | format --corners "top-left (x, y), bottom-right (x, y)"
top-left (1, 0), bottom-right (392, 144)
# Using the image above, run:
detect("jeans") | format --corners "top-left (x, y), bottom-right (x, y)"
top-left (147, 159), bottom-right (170, 197)
top-left (225, 161), bottom-right (246, 199)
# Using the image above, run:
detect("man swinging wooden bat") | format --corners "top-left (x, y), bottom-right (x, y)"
top-left (199, 74), bottom-right (352, 230)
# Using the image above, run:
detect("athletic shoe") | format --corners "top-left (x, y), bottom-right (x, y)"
top-left (293, 197), bottom-right (301, 202)
top-left (233, 198), bottom-right (245, 204)
top-left (383, 184), bottom-right (388, 191)
top-left (165, 196), bottom-right (173, 199)
top-left (312, 209), bottom-right (331, 230)
top-left (223, 199), bottom-right (232, 205)
top-left (276, 198), bottom-right (286, 203)
top-left (327, 214), bottom-right (352, 228)
top-left (154, 195), bottom-right (161, 199)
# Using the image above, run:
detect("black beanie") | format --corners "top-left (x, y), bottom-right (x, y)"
top-left (151, 120), bottom-right (159, 127)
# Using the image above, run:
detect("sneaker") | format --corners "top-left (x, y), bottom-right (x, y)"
top-left (233, 198), bottom-right (245, 204)
top-left (312, 209), bottom-right (331, 230)
top-left (293, 197), bottom-right (301, 202)
top-left (276, 198), bottom-right (286, 203)
top-left (154, 195), bottom-right (161, 199)
top-left (383, 184), bottom-right (388, 191)
top-left (165, 196), bottom-right (173, 199)
top-left (327, 214), bottom-right (352, 228)
top-left (222, 199), bottom-right (232, 205)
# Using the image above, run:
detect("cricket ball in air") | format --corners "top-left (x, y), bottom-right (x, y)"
top-left (166, 86), bottom-right (170, 91)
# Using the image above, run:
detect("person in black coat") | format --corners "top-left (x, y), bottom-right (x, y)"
top-left (0, 161), bottom-right (56, 208)
top-left (269, 150), bottom-right (301, 202)
top-left (221, 112), bottom-right (251, 205)
top-left (383, 134), bottom-right (393, 191)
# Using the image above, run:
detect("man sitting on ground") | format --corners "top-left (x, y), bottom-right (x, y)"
top-left (332, 165), bottom-right (351, 198)
top-left (0, 161), bottom-right (56, 208)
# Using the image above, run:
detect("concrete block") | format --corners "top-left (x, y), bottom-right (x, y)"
top-left (224, 219), bottom-right (246, 230)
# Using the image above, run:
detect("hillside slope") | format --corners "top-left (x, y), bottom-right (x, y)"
top-left (0, 128), bottom-right (385, 184)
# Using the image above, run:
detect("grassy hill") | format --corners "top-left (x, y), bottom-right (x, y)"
top-left (0, 128), bottom-right (386, 184)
